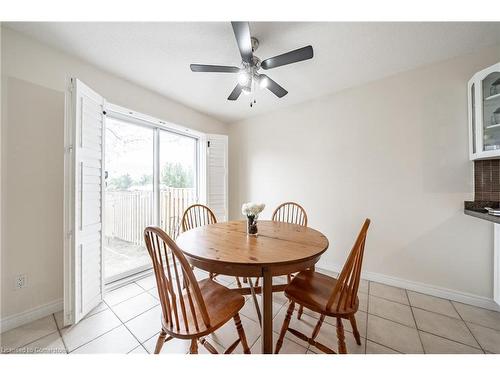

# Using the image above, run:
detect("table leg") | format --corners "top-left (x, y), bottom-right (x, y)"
top-left (261, 267), bottom-right (273, 354)
top-left (248, 278), bottom-right (262, 326)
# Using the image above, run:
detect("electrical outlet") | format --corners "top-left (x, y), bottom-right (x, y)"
top-left (14, 274), bottom-right (27, 290)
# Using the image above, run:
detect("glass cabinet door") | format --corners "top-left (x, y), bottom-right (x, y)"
top-left (471, 82), bottom-right (476, 155)
top-left (481, 71), bottom-right (500, 152)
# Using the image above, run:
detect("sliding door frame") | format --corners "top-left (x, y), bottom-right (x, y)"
top-left (103, 103), bottom-right (206, 284)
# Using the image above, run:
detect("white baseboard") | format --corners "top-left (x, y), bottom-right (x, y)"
top-left (316, 262), bottom-right (500, 312)
top-left (0, 299), bottom-right (63, 333)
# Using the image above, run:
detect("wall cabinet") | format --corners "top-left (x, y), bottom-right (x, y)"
top-left (469, 62), bottom-right (500, 160)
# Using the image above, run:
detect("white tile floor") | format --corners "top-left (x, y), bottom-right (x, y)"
top-left (2, 271), bottom-right (500, 354)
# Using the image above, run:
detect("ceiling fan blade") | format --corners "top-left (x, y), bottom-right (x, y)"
top-left (261, 45), bottom-right (313, 70)
top-left (261, 75), bottom-right (288, 98)
top-left (228, 84), bottom-right (243, 101)
top-left (231, 22), bottom-right (253, 64)
top-left (190, 64), bottom-right (240, 73)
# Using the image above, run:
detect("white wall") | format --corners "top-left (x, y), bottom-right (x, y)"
top-left (229, 45), bottom-right (500, 304)
top-left (0, 27), bottom-right (228, 324)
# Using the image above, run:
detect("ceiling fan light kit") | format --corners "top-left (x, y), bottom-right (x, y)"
top-left (190, 22), bottom-right (314, 106)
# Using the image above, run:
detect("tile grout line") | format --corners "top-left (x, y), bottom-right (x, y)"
top-left (105, 287), bottom-right (152, 309)
top-left (68, 324), bottom-right (124, 353)
top-left (67, 301), bottom-right (147, 353)
top-left (52, 313), bottom-right (69, 354)
top-left (64, 303), bottom-right (141, 353)
top-left (406, 289), bottom-right (425, 354)
top-left (367, 312), bottom-right (416, 330)
top-left (408, 305), bottom-right (466, 322)
top-left (110, 296), bottom-right (160, 324)
top-left (102, 300), bottom-right (149, 353)
top-left (365, 339), bottom-right (404, 354)
top-left (134, 280), bottom-right (156, 293)
top-left (450, 299), bottom-right (485, 353)
top-left (458, 319), bottom-right (500, 334)
top-left (449, 300), bottom-right (500, 333)
top-left (139, 331), bottom-right (163, 353)
top-left (127, 345), bottom-right (143, 354)
top-left (415, 327), bottom-right (486, 351)
top-left (4, 327), bottom-right (61, 354)
top-left (369, 288), bottom-right (495, 328)
top-left (368, 292), bottom-right (410, 307)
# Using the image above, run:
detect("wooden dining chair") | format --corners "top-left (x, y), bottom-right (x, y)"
top-left (181, 204), bottom-right (217, 232)
top-left (271, 202), bottom-right (308, 281)
top-left (269, 202), bottom-right (309, 318)
top-left (275, 218), bottom-right (371, 354)
top-left (144, 226), bottom-right (251, 354)
top-left (181, 204), bottom-right (242, 288)
top-left (272, 201), bottom-right (308, 227)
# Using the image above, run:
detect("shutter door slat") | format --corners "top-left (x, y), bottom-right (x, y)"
top-left (207, 135), bottom-right (228, 222)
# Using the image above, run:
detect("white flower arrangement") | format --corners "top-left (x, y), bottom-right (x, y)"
top-left (241, 202), bottom-right (265, 218)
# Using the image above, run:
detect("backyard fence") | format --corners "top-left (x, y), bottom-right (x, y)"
top-left (105, 187), bottom-right (196, 245)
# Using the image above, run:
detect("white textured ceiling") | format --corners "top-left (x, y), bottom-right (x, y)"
top-left (6, 22), bottom-right (500, 123)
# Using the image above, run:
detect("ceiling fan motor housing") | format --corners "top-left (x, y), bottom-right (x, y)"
top-left (251, 37), bottom-right (259, 52)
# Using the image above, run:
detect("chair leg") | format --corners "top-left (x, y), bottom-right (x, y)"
top-left (254, 277), bottom-right (259, 288)
top-left (336, 317), bottom-right (347, 354)
top-left (311, 314), bottom-right (325, 340)
top-left (233, 313), bottom-right (251, 354)
top-left (190, 338), bottom-right (198, 354)
top-left (349, 315), bottom-right (362, 345)
top-left (275, 301), bottom-right (295, 354)
top-left (297, 305), bottom-right (304, 320)
top-left (236, 277), bottom-right (242, 288)
top-left (154, 329), bottom-right (167, 354)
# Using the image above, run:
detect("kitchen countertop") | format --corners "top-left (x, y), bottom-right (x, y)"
top-left (464, 201), bottom-right (500, 224)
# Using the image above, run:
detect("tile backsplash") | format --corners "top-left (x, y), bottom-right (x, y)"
top-left (474, 159), bottom-right (500, 201)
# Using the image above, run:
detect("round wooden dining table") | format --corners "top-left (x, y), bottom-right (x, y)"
top-left (176, 220), bottom-right (329, 354)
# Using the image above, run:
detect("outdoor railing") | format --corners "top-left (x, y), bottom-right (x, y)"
top-left (105, 187), bottom-right (197, 245)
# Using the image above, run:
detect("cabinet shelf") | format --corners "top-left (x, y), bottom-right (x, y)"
top-left (485, 93), bottom-right (500, 102)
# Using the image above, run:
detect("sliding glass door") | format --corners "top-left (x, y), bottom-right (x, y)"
top-left (104, 116), bottom-right (198, 283)
top-left (159, 129), bottom-right (198, 238)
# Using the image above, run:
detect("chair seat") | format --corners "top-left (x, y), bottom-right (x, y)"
top-left (162, 278), bottom-right (245, 338)
top-left (284, 270), bottom-right (358, 317)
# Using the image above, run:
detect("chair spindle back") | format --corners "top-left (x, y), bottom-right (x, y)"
top-left (144, 226), bottom-right (210, 333)
top-left (181, 204), bottom-right (217, 232)
top-left (271, 202), bottom-right (308, 226)
top-left (326, 219), bottom-right (371, 312)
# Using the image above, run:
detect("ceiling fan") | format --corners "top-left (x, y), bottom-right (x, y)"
top-left (190, 22), bottom-right (314, 104)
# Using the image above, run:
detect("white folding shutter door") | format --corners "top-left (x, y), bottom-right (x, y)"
top-left (207, 135), bottom-right (228, 222)
top-left (71, 79), bottom-right (105, 324)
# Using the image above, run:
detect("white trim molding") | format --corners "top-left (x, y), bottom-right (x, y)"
top-left (316, 262), bottom-right (500, 312)
top-left (0, 299), bottom-right (63, 333)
